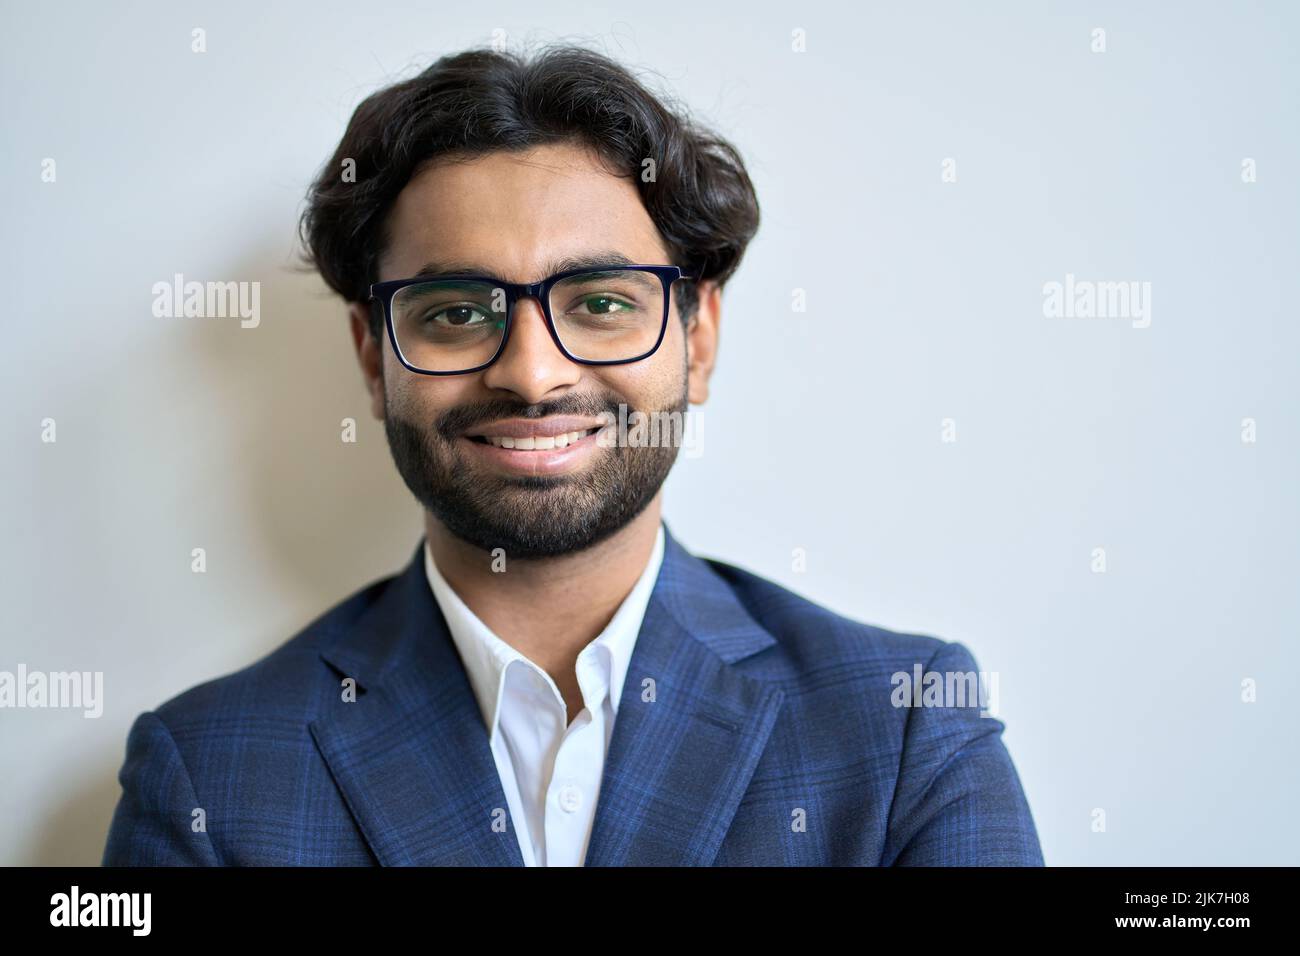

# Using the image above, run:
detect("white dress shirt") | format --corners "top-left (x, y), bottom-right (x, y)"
top-left (423, 523), bottom-right (665, 867)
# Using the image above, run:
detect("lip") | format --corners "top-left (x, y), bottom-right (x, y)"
top-left (464, 416), bottom-right (607, 440)
top-left (459, 425), bottom-right (605, 476)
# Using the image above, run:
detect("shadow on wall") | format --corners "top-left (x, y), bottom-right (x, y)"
top-left (176, 243), bottom-right (421, 600)
top-left (35, 759), bottom-right (125, 866)
top-left (38, 241), bottom-right (422, 866)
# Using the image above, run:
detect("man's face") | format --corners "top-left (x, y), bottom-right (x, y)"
top-left (355, 142), bottom-right (716, 559)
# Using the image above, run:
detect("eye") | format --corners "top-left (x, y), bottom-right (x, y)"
top-left (574, 295), bottom-right (634, 316)
top-left (423, 304), bottom-right (491, 327)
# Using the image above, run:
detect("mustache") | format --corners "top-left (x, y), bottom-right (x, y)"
top-left (435, 395), bottom-right (623, 440)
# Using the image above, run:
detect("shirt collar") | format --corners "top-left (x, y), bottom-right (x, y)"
top-left (423, 522), bottom-right (666, 734)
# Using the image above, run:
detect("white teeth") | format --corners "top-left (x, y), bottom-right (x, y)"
top-left (483, 429), bottom-right (592, 449)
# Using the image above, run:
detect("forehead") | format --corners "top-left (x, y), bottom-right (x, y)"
top-left (378, 141), bottom-right (670, 282)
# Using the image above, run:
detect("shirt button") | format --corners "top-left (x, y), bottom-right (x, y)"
top-left (557, 785), bottom-right (582, 813)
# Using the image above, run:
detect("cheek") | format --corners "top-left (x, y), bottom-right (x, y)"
top-left (593, 337), bottom-right (685, 407)
top-left (664, 317), bottom-right (692, 377)
top-left (383, 350), bottom-right (473, 417)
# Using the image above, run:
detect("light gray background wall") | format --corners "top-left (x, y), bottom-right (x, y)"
top-left (2, 0), bottom-right (1296, 865)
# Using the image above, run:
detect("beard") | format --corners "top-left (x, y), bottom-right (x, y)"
top-left (383, 383), bottom-right (687, 559)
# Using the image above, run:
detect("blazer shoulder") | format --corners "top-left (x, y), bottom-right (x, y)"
top-left (149, 568), bottom-right (399, 728)
top-left (699, 555), bottom-right (952, 669)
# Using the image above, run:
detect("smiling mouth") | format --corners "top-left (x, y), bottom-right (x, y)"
top-left (466, 427), bottom-right (601, 450)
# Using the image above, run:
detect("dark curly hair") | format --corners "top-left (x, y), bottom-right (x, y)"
top-left (298, 43), bottom-right (761, 339)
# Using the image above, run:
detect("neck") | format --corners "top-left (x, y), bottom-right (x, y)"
top-left (425, 494), bottom-right (663, 707)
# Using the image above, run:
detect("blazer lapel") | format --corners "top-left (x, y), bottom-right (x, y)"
top-left (584, 523), bottom-right (786, 866)
top-left (309, 522), bottom-right (785, 867)
top-left (310, 543), bottom-right (524, 866)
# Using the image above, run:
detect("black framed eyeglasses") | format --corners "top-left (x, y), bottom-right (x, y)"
top-left (368, 263), bottom-right (698, 375)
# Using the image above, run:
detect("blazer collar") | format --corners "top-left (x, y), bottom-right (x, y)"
top-left (312, 519), bottom-right (784, 866)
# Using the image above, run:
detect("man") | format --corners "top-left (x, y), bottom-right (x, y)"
top-left (103, 44), bottom-right (1043, 866)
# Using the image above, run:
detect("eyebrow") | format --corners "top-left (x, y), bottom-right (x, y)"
top-left (410, 250), bottom-right (638, 282)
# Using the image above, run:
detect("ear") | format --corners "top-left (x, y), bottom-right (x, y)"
top-left (685, 280), bottom-right (721, 406)
top-left (348, 301), bottom-right (386, 420)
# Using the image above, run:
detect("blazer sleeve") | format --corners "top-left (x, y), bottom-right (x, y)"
top-left (102, 710), bottom-right (221, 866)
top-left (881, 641), bottom-right (1044, 866)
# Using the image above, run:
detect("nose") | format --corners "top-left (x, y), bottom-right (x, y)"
top-left (479, 295), bottom-right (582, 403)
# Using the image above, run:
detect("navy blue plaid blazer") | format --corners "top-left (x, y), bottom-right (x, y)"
top-left (103, 520), bottom-right (1043, 866)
